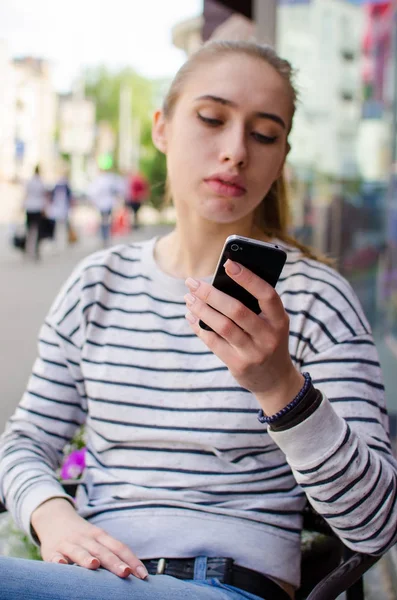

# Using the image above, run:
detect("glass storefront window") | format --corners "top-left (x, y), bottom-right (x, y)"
top-left (277, 0), bottom-right (396, 417)
top-left (276, 1), bottom-right (394, 318)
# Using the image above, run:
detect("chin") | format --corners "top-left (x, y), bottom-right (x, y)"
top-left (198, 197), bottom-right (239, 221)
top-left (206, 214), bottom-right (241, 224)
top-left (201, 203), bottom-right (254, 226)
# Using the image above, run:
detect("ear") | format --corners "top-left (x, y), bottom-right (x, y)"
top-left (152, 110), bottom-right (168, 154)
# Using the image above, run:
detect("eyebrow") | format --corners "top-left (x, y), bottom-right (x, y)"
top-left (194, 94), bottom-right (286, 130)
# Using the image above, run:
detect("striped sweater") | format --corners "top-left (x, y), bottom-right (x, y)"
top-left (0, 236), bottom-right (396, 588)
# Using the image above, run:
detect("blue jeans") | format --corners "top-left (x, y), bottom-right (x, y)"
top-left (0, 556), bottom-right (266, 600)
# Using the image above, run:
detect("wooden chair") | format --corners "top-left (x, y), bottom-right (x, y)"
top-left (0, 481), bottom-right (380, 600)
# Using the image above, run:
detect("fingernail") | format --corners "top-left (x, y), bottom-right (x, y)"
top-left (119, 564), bottom-right (131, 576)
top-left (136, 565), bottom-right (149, 580)
top-left (185, 277), bottom-right (199, 291)
top-left (224, 259), bottom-right (242, 275)
top-left (185, 311), bottom-right (197, 324)
top-left (89, 557), bottom-right (99, 567)
top-left (184, 293), bottom-right (196, 305)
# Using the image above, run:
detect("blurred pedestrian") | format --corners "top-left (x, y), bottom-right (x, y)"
top-left (125, 171), bottom-right (149, 229)
top-left (48, 169), bottom-right (74, 249)
top-left (88, 168), bottom-right (119, 247)
top-left (23, 165), bottom-right (46, 260)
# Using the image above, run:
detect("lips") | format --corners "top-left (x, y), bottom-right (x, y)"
top-left (204, 174), bottom-right (246, 198)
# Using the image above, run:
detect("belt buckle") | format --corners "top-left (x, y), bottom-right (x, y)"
top-left (156, 558), bottom-right (167, 575)
top-left (207, 557), bottom-right (234, 584)
top-left (221, 557), bottom-right (234, 584)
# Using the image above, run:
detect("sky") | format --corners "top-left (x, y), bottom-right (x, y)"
top-left (0, 0), bottom-right (203, 91)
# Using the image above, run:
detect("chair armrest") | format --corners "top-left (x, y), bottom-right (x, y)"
top-left (306, 551), bottom-right (380, 600)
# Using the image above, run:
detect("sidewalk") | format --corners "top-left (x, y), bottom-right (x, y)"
top-left (0, 202), bottom-right (120, 265)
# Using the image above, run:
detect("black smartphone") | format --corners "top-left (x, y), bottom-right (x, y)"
top-left (199, 235), bottom-right (287, 331)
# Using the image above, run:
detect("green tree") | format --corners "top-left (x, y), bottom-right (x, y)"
top-left (84, 66), bottom-right (167, 208)
top-left (139, 122), bottom-right (167, 210)
top-left (84, 66), bottom-right (154, 134)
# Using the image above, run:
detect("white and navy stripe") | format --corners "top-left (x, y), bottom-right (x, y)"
top-left (0, 237), bottom-right (396, 587)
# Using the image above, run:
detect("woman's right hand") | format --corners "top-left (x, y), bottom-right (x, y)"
top-left (31, 498), bottom-right (148, 580)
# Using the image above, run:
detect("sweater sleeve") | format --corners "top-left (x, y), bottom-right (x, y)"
top-left (0, 257), bottom-right (91, 539)
top-left (269, 331), bottom-right (397, 556)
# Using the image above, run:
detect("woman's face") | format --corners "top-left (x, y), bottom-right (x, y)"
top-left (153, 53), bottom-right (293, 226)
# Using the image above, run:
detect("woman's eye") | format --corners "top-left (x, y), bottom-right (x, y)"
top-left (197, 113), bottom-right (223, 126)
top-left (252, 132), bottom-right (278, 145)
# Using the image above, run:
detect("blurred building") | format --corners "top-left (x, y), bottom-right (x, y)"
top-left (172, 15), bottom-right (204, 56)
top-left (357, 1), bottom-right (395, 182)
top-left (172, 0), bottom-right (364, 181)
top-left (57, 90), bottom-right (96, 191)
top-left (0, 42), bottom-right (15, 182)
top-left (13, 57), bottom-right (57, 180)
top-left (278, 0), bottom-right (364, 180)
top-left (0, 43), bottom-right (57, 182)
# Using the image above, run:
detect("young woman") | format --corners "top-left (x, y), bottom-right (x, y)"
top-left (0, 41), bottom-right (396, 600)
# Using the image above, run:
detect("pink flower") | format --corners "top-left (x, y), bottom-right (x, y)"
top-left (60, 447), bottom-right (86, 480)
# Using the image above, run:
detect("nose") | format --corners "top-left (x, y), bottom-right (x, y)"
top-left (219, 125), bottom-right (248, 168)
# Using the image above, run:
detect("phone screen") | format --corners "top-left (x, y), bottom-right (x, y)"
top-left (199, 236), bottom-right (287, 331)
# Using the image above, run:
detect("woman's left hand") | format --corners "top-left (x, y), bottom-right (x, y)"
top-left (185, 259), bottom-right (304, 416)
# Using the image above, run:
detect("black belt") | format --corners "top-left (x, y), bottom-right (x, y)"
top-left (142, 557), bottom-right (291, 600)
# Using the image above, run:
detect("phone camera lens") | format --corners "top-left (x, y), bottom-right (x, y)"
top-left (231, 244), bottom-right (239, 251)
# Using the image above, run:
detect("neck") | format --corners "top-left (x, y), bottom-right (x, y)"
top-left (154, 216), bottom-right (267, 280)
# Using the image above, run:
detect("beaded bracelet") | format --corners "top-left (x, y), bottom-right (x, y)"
top-left (257, 372), bottom-right (312, 424)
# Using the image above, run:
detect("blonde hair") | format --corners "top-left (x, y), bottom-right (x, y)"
top-left (162, 40), bottom-right (331, 265)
